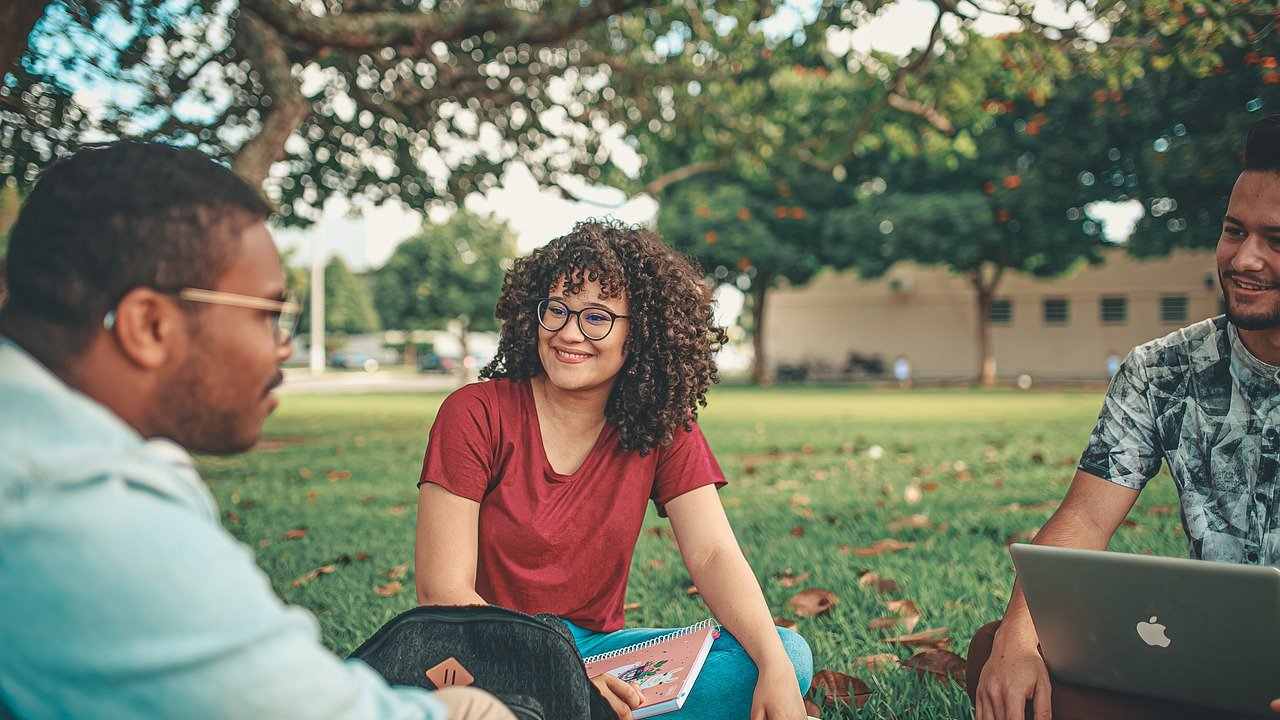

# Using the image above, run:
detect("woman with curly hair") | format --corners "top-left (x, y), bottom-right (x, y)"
top-left (413, 219), bottom-right (813, 719)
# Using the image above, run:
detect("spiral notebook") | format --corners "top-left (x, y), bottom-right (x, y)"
top-left (583, 619), bottom-right (719, 718)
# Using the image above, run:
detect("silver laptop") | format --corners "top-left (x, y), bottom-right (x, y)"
top-left (1010, 543), bottom-right (1280, 716)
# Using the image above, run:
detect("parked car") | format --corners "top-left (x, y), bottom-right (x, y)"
top-left (329, 350), bottom-right (382, 372)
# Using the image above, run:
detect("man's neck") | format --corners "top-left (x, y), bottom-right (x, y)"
top-left (5, 320), bottom-right (160, 439)
top-left (1236, 325), bottom-right (1280, 367)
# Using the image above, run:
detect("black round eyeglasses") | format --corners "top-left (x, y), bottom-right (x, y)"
top-left (536, 298), bottom-right (629, 341)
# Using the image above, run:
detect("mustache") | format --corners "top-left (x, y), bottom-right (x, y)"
top-left (1224, 272), bottom-right (1277, 286)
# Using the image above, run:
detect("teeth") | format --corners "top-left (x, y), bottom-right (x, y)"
top-left (1237, 279), bottom-right (1272, 290)
top-left (557, 349), bottom-right (590, 359)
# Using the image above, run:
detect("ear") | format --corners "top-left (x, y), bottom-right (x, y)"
top-left (108, 288), bottom-right (188, 370)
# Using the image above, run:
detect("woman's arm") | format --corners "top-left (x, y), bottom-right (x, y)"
top-left (665, 485), bottom-right (805, 719)
top-left (414, 483), bottom-right (487, 606)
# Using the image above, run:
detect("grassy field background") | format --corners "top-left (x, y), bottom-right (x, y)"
top-left (197, 386), bottom-right (1185, 719)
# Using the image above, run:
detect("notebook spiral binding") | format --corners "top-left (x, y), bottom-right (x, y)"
top-left (581, 618), bottom-right (720, 664)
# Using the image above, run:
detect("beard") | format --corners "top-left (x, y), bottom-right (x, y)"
top-left (1221, 270), bottom-right (1280, 331)
top-left (158, 347), bottom-right (275, 455)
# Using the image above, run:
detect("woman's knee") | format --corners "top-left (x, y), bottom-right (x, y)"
top-left (777, 627), bottom-right (814, 693)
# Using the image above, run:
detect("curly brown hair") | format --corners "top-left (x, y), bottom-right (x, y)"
top-left (480, 219), bottom-right (728, 454)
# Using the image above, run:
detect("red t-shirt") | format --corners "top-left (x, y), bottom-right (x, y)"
top-left (418, 378), bottom-right (726, 632)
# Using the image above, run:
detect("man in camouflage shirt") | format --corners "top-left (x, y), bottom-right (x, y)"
top-left (969, 114), bottom-right (1280, 720)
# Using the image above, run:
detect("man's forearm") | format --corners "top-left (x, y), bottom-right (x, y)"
top-left (998, 502), bottom-right (1120, 642)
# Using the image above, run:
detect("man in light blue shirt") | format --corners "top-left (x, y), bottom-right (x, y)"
top-left (0, 142), bottom-right (511, 720)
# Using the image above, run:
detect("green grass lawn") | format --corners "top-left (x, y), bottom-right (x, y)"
top-left (198, 386), bottom-right (1185, 719)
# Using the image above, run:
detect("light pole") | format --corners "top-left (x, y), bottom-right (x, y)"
top-left (309, 241), bottom-right (325, 375)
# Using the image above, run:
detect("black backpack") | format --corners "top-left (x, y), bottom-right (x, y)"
top-left (350, 605), bottom-right (615, 720)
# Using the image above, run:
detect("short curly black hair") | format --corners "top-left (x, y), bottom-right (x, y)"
top-left (481, 219), bottom-right (728, 454)
top-left (1, 141), bottom-right (271, 366)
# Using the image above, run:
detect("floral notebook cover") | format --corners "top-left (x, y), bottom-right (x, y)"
top-left (583, 619), bottom-right (718, 718)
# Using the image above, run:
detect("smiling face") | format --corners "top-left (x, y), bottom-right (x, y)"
top-left (536, 277), bottom-right (629, 393)
top-left (1217, 171), bottom-right (1280, 330)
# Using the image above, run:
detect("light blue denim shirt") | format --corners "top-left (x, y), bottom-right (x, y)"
top-left (0, 338), bottom-right (445, 720)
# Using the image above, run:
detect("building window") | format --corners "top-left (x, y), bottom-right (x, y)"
top-left (1100, 296), bottom-right (1128, 324)
top-left (1044, 298), bottom-right (1070, 325)
top-left (1161, 295), bottom-right (1189, 323)
top-left (989, 299), bottom-right (1013, 324)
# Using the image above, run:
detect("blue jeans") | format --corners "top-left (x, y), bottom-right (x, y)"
top-left (563, 620), bottom-right (814, 720)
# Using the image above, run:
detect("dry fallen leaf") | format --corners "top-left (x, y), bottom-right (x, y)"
top-left (999, 501), bottom-right (1058, 513)
top-left (647, 558), bottom-right (666, 570)
top-left (284, 528), bottom-right (307, 540)
top-left (686, 585), bottom-right (700, 596)
top-left (921, 481), bottom-right (940, 493)
top-left (868, 616), bottom-right (903, 631)
top-left (846, 539), bottom-right (915, 557)
top-left (903, 484), bottom-right (924, 504)
top-left (1005, 528), bottom-right (1038, 545)
top-left (787, 588), bottom-right (839, 618)
top-left (808, 669), bottom-right (872, 708)
top-left (887, 514), bottom-right (930, 532)
top-left (883, 627), bottom-right (951, 649)
top-left (902, 649), bottom-right (967, 684)
top-left (774, 616), bottom-right (797, 629)
top-left (297, 467), bottom-right (314, 479)
top-left (326, 470), bottom-right (351, 481)
top-left (804, 699), bottom-right (822, 716)
top-left (291, 564), bottom-right (337, 588)
top-left (374, 581), bottom-right (403, 597)
top-left (623, 602), bottom-right (641, 612)
top-left (857, 571), bottom-right (899, 594)
top-left (387, 505), bottom-right (409, 517)
top-left (387, 563), bottom-right (409, 580)
top-left (790, 525), bottom-right (806, 538)
top-left (855, 653), bottom-right (901, 672)
top-left (775, 569), bottom-right (812, 588)
top-left (1121, 518), bottom-right (1139, 528)
top-left (1146, 504), bottom-right (1175, 516)
top-left (355, 552), bottom-right (370, 561)
top-left (224, 511), bottom-right (241, 525)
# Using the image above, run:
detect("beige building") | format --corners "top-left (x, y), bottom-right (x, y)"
top-left (763, 248), bottom-right (1223, 382)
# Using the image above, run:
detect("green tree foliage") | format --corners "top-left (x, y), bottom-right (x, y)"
top-left (296, 256), bottom-right (380, 336)
top-left (6, 0), bottom-right (716, 224)
top-left (372, 210), bottom-right (514, 377)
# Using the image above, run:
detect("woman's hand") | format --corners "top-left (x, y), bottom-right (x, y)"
top-left (1270, 697), bottom-right (1279, 714)
top-left (749, 664), bottom-right (808, 720)
top-left (590, 674), bottom-right (644, 720)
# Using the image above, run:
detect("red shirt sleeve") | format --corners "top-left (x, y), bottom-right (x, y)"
top-left (418, 383), bottom-right (499, 502)
top-left (651, 422), bottom-right (727, 516)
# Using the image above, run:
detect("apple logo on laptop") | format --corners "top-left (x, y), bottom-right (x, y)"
top-left (1136, 616), bottom-right (1172, 648)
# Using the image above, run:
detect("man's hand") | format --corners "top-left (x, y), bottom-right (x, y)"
top-left (1270, 697), bottom-right (1279, 713)
top-left (749, 664), bottom-right (808, 720)
top-left (590, 674), bottom-right (644, 720)
top-left (975, 629), bottom-right (1052, 720)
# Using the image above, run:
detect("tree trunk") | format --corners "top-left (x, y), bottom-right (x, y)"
top-left (1, 1), bottom-right (47, 79)
top-left (750, 276), bottom-right (771, 386)
top-left (970, 265), bottom-right (1004, 388)
top-left (229, 11), bottom-right (310, 189)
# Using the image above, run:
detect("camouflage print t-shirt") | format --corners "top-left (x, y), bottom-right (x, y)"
top-left (1080, 315), bottom-right (1280, 566)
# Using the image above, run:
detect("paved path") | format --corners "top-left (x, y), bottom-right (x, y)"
top-left (278, 368), bottom-right (463, 395)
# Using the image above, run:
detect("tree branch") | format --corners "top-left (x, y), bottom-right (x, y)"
top-left (241, 0), bottom-right (649, 52)
top-left (643, 159), bottom-right (725, 196)
top-left (886, 92), bottom-right (954, 134)
top-left (230, 10), bottom-right (310, 189)
top-left (2, 0), bottom-right (49, 78)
